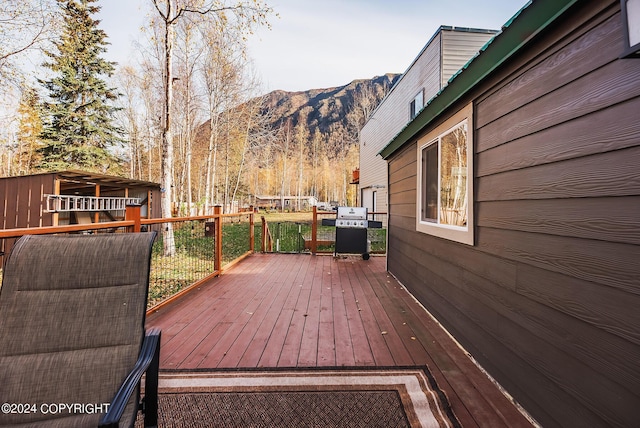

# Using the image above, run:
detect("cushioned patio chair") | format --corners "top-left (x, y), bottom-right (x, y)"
top-left (0, 232), bottom-right (160, 428)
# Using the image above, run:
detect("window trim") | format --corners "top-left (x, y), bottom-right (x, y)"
top-left (409, 89), bottom-right (424, 120)
top-left (416, 102), bottom-right (474, 245)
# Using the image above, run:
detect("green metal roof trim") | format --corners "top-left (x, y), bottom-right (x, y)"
top-left (379, 0), bottom-right (580, 160)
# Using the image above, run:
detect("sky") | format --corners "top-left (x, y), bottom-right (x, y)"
top-left (96, 0), bottom-right (526, 93)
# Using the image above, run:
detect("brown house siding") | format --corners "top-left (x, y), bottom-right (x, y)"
top-left (386, 1), bottom-right (640, 427)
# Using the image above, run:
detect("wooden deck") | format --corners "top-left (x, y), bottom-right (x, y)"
top-left (146, 253), bottom-right (534, 427)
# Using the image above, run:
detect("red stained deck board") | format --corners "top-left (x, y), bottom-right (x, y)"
top-left (228, 256), bottom-right (304, 367)
top-left (276, 256), bottom-right (317, 367)
top-left (146, 253), bottom-right (534, 428)
top-left (235, 283), bottom-right (293, 367)
top-left (352, 260), bottom-right (415, 366)
top-left (317, 257), bottom-right (337, 366)
top-left (342, 257), bottom-right (396, 366)
top-left (149, 254), bottom-right (265, 347)
top-left (332, 260), bottom-right (357, 366)
top-left (258, 256), bottom-right (312, 367)
top-left (151, 255), bottom-right (273, 368)
top-left (296, 254), bottom-right (325, 366)
top-left (203, 256), bottom-right (300, 369)
top-left (356, 260), bottom-right (432, 365)
top-left (338, 260), bottom-right (376, 366)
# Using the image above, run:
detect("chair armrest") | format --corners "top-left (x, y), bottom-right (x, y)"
top-left (98, 328), bottom-right (161, 428)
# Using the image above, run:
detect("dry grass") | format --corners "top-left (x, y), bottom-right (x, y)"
top-left (259, 210), bottom-right (337, 223)
top-left (260, 211), bottom-right (315, 223)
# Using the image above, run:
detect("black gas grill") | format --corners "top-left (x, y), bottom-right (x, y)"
top-left (322, 207), bottom-right (382, 260)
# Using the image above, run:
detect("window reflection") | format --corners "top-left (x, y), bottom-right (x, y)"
top-left (420, 121), bottom-right (467, 227)
top-left (440, 124), bottom-right (467, 226)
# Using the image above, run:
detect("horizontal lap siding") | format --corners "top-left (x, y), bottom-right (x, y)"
top-left (388, 143), bottom-right (416, 226)
top-left (360, 33), bottom-right (441, 216)
top-left (474, 2), bottom-right (639, 426)
top-left (475, 3), bottom-right (621, 130)
top-left (387, 142), bottom-right (418, 296)
top-left (441, 30), bottom-right (498, 86)
top-left (387, 1), bottom-right (640, 427)
top-left (477, 196), bottom-right (640, 245)
top-left (476, 96), bottom-right (640, 177)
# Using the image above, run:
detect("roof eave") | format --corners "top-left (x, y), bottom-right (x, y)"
top-left (379, 0), bottom-right (580, 160)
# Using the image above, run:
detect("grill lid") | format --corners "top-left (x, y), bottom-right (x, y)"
top-left (337, 206), bottom-right (367, 220)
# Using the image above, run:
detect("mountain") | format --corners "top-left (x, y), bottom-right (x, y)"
top-left (191, 73), bottom-right (402, 206)
top-left (259, 73), bottom-right (401, 151)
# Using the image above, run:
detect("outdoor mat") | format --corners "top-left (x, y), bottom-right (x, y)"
top-left (137, 367), bottom-right (461, 428)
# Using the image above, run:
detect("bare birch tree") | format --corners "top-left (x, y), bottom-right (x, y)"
top-left (294, 120), bottom-right (307, 211)
top-left (173, 16), bottom-right (205, 215)
top-left (149, 0), bottom-right (273, 254)
top-left (230, 92), bottom-right (275, 205)
top-left (114, 66), bottom-right (145, 179)
top-left (199, 22), bottom-right (244, 213)
top-left (0, 0), bottom-right (57, 83)
top-left (279, 120), bottom-right (291, 212)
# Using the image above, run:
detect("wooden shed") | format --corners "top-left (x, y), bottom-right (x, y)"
top-left (379, 0), bottom-right (639, 427)
top-left (0, 170), bottom-right (161, 229)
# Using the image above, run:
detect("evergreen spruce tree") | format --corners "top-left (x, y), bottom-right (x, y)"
top-left (38, 0), bottom-right (121, 173)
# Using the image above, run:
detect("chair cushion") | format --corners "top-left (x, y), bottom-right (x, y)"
top-left (0, 233), bottom-right (155, 426)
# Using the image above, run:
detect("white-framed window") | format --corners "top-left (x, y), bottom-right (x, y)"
top-left (410, 90), bottom-right (424, 119)
top-left (416, 102), bottom-right (474, 245)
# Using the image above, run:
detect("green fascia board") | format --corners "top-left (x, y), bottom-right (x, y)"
top-left (379, 0), bottom-right (580, 160)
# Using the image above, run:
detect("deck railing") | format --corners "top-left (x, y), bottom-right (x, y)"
top-left (259, 207), bottom-right (387, 255)
top-left (1, 206), bottom-right (387, 306)
top-left (0, 206), bottom-right (255, 311)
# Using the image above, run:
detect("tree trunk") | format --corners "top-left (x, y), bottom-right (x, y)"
top-left (205, 114), bottom-right (219, 215)
top-left (161, 11), bottom-right (176, 256)
top-left (297, 136), bottom-right (303, 211)
top-left (280, 124), bottom-right (290, 213)
top-left (223, 120), bottom-right (230, 213)
top-left (231, 106), bottom-right (254, 205)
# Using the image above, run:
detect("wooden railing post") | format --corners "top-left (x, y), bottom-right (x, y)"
top-left (311, 205), bottom-right (318, 255)
top-left (125, 204), bottom-right (141, 233)
top-left (249, 211), bottom-right (255, 252)
top-left (261, 216), bottom-right (267, 253)
top-left (214, 205), bottom-right (222, 271)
